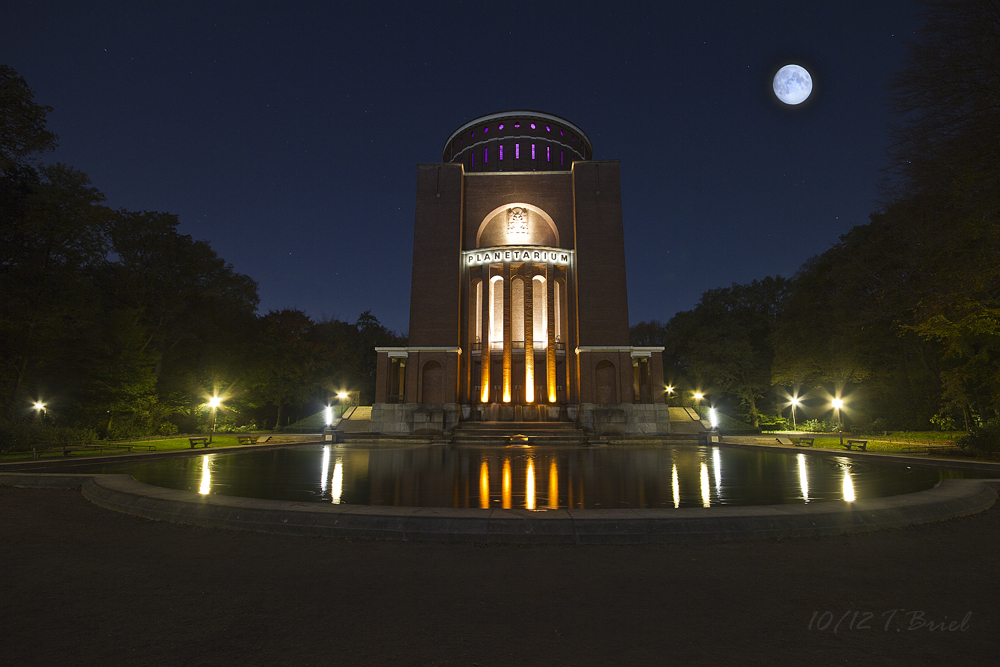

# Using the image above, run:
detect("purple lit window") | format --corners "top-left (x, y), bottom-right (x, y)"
top-left (499, 145), bottom-right (504, 160)
top-left (471, 131), bottom-right (475, 137)
top-left (471, 152), bottom-right (475, 166)
top-left (484, 147), bottom-right (488, 163)
top-left (531, 144), bottom-right (536, 159)
top-left (530, 123), bottom-right (536, 129)
top-left (484, 127), bottom-right (488, 133)
top-left (561, 151), bottom-right (564, 165)
top-left (547, 146), bottom-right (550, 161)
top-left (560, 130), bottom-right (564, 136)
top-left (514, 123), bottom-right (520, 128)
top-left (515, 144), bottom-right (520, 159)
top-left (546, 126), bottom-right (551, 131)
top-left (499, 124), bottom-right (504, 130)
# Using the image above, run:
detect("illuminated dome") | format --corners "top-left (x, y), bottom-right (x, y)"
top-left (443, 111), bottom-right (593, 173)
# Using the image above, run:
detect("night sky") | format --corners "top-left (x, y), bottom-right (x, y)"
top-left (3, 1), bottom-right (923, 334)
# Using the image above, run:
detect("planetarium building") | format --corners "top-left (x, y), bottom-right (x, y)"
top-left (371, 111), bottom-right (670, 437)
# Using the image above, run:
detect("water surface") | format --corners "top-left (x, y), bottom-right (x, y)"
top-left (92, 443), bottom-right (976, 509)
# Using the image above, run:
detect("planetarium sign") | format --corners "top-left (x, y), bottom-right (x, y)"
top-left (463, 247), bottom-right (573, 267)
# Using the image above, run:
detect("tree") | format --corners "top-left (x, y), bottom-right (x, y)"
top-left (883, 0), bottom-right (1000, 423)
top-left (630, 320), bottom-right (669, 347)
top-left (0, 163), bottom-right (110, 418)
top-left (0, 64), bottom-right (57, 171)
top-left (662, 278), bottom-right (789, 427)
top-left (248, 309), bottom-right (331, 429)
top-left (1, 66), bottom-right (262, 433)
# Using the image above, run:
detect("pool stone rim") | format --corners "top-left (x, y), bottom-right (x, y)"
top-left (2, 471), bottom-right (997, 544)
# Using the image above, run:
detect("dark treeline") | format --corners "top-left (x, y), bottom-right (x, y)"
top-left (633, 1), bottom-right (999, 432)
top-left (1, 65), bottom-right (404, 445)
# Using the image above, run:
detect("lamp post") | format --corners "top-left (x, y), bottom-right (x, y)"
top-left (33, 401), bottom-right (46, 420)
top-left (665, 386), bottom-right (675, 406)
top-left (208, 396), bottom-right (222, 444)
top-left (789, 396), bottom-right (800, 431)
top-left (693, 392), bottom-right (704, 419)
top-left (832, 398), bottom-right (843, 448)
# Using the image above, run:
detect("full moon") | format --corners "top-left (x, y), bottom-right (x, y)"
top-left (773, 64), bottom-right (813, 105)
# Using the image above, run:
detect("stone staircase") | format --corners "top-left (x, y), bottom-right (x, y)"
top-left (336, 405), bottom-right (372, 432)
top-left (668, 407), bottom-right (710, 434)
top-left (451, 420), bottom-right (592, 444)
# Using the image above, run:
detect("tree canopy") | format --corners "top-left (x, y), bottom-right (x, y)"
top-left (1, 65), bottom-right (403, 444)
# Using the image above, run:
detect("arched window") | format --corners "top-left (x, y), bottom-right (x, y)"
top-left (490, 276), bottom-right (504, 345)
top-left (532, 276), bottom-right (546, 348)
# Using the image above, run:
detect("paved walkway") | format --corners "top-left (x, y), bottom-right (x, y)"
top-left (2, 483), bottom-right (998, 666)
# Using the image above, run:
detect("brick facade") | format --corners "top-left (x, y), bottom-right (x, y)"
top-left (372, 112), bottom-right (668, 435)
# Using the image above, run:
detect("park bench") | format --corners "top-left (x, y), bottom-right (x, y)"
top-left (843, 439), bottom-right (868, 451)
top-left (31, 443), bottom-right (116, 459)
top-left (188, 437), bottom-right (210, 448)
top-left (32, 443), bottom-right (82, 459)
top-left (236, 435), bottom-right (256, 445)
top-left (795, 437), bottom-right (814, 447)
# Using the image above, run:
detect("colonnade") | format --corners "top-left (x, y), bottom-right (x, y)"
top-left (468, 260), bottom-right (569, 404)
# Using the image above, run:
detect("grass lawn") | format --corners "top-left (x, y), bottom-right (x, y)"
top-left (0, 434), bottom-right (263, 462)
top-left (780, 431), bottom-right (964, 454)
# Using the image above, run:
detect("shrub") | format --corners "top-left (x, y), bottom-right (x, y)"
top-left (757, 414), bottom-right (790, 431)
top-left (958, 418), bottom-right (1000, 454)
top-left (157, 421), bottom-right (179, 436)
top-left (0, 421), bottom-right (99, 453)
top-left (800, 419), bottom-right (838, 433)
top-left (930, 413), bottom-right (958, 431)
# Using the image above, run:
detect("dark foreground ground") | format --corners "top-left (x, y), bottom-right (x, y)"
top-left (2, 486), bottom-right (997, 666)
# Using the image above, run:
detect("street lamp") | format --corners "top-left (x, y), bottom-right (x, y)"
top-left (665, 386), bottom-right (675, 405)
top-left (208, 396), bottom-right (222, 444)
top-left (789, 396), bottom-right (801, 431)
top-left (832, 398), bottom-right (844, 448)
top-left (33, 401), bottom-right (46, 418)
top-left (693, 392), bottom-right (704, 418)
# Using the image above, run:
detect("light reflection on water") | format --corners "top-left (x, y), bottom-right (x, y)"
top-left (198, 455), bottom-right (211, 495)
top-left (843, 466), bottom-right (856, 502)
top-left (119, 444), bottom-right (971, 510)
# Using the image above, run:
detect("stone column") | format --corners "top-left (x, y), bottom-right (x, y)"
top-left (502, 263), bottom-right (512, 403)
top-left (546, 263), bottom-right (557, 403)
top-left (479, 264), bottom-right (491, 403)
top-left (524, 264), bottom-right (534, 404)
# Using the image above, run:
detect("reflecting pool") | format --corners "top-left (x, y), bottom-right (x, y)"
top-left (92, 444), bottom-right (981, 509)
